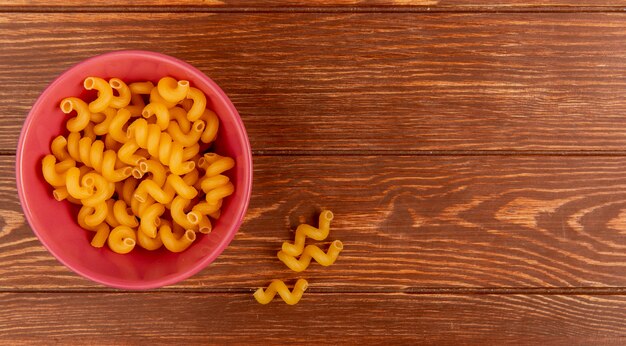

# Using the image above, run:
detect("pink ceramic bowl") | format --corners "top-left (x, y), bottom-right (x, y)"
top-left (16, 50), bottom-right (252, 289)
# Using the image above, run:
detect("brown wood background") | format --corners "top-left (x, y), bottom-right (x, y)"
top-left (3, 3), bottom-right (626, 345)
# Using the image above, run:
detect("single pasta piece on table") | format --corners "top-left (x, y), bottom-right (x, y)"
top-left (277, 240), bottom-right (343, 273)
top-left (254, 279), bottom-right (308, 305)
top-left (281, 210), bottom-right (334, 257)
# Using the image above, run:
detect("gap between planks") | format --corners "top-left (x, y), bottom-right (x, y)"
top-left (2, 6), bottom-right (626, 13)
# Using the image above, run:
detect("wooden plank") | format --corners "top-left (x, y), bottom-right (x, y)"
top-left (5, 13), bottom-right (626, 153)
top-left (7, 154), bottom-right (626, 290)
top-left (1, 292), bottom-right (626, 344)
top-left (1, 0), bottom-right (625, 10)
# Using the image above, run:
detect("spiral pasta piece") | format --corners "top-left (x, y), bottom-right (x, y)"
top-left (254, 279), bottom-right (308, 305)
top-left (113, 200), bottom-right (139, 228)
top-left (134, 173), bottom-right (198, 204)
top-left (130, 194), bottom-right (156, 218)
top-left (150, 86), bottom-right (177, 109)
top-left (50, 135), bottom-right (70, 161)
top-left (90, 223), bottom-right (111, 248)
top-left (182, 143), bottom-right (200, 162)
top-left (127, 118), bottom-right (195, 175)
top-left (199, 109), bottom-right (219, 143)
top-left (109, 108), bottom-right (132, 143)
top-left (129, 81), bottom-right (154, 95)
top-left (138, 159), bottom-right (167, 186)
top-left (137, 225), bottom-right (163, 251)
top-left (192, 199), bottom-right (222, 216)
top-left (170, 196), bottom-right (201, 230)
top-left (199, 175), bottom-right (230, 194)
top-left (199, 155), bottom-right (234, 180)
top-left (159, 221), bottom-right (196, 253)
top-left (142, 102), bottom-right (171, 131)
top-left (120, 178), bottom-right (138, 207)
top-left (204, 182), bottom-right (234, 205)
top-left (61, 97), bottom-right (91, 132)
top-left (185, 87), bottom-right (206, 121)
top-left (139, 203), bottom-right (165, 238)
top-left (93, 108), bottom-right (117, 136)
top-left (169, 106), bottom-right (191, 133)
top-left (65, 167), bottom-right (94, 200)
top-left (83, 122), bottom-right (97, 141)
top-left (117, 141), bottom-right (145, 166)
top-left (101, 150), bottom-right (133, 182)
top-left (281, 210), bottom-right (334, 257)
top-left (81, 172), bottom-right (115, 207)
top-left (104, 199), bottom-right (120, 227)
top-left (84, 77), bottom-right (113, 113)
top-left (108, 226), bottom-right (136, 254)
top-left (167, 118), bottom-right (205, 147)
top-left (90, 111), bottom-right (106, 124)
top-left (42, 155), bottom-right (74, 187)
top-left (108, 78), bottom-right (131, 109)
top-left (277, 240), bottom-right (343, 272)
top-left (52, 187), bottom-right (80, 204)
top-left (197, 214), bottom-right (212, 234)
top-left (157, 77), bottom-right (190, 103)
top-left (182, 168), bottom-right (200, 187)
top-left (81, 202), bottom-right (109, 228)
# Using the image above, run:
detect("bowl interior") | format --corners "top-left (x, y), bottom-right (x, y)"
top-left (17, 51), bottom-right (251, 289)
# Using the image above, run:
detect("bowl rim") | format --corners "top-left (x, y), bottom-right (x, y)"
top-left (15, 49), bottom-right (253, 289)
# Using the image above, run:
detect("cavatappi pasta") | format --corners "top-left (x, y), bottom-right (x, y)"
top-left (254, 279), bottom-right (309, 305)
top-left (256, 211), bottom-right (343, 305)
top-left (277, 240), bottom-right (344, 272)
top-left (42, 76), bottom-right (235, 254)
top-left (281, 210), bottom-right (334, 257)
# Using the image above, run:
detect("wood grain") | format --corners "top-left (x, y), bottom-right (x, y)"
top-left (6, 13), bottom-right (626, 153)
top-left (2, 0), bottom-right (626, 10)
top-left (6, 154), bottom-right (626, 290)
top-left (1, 292), bottom-right (626, 344)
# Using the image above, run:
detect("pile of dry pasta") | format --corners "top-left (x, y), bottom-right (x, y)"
top-left (41, 76), bottom-right (234, 254)
top-left (254, 210), bottom-right (343, 305)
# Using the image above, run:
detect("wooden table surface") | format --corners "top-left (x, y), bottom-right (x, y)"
top-left (4, 1), bottom-right (626, 344)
